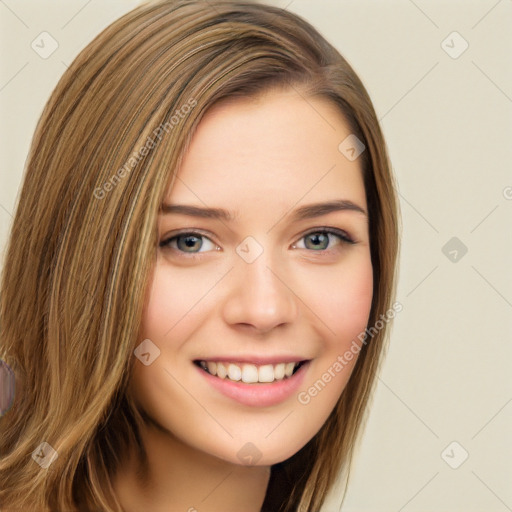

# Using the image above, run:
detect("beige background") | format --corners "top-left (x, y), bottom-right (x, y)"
top-left (1, 1), bottom-right (511, 510)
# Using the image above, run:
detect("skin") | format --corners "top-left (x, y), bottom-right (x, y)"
top-left (113, 88), bottom-right (373, 512)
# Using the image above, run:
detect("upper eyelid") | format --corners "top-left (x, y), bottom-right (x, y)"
top-left (160, 228), bottom-right (218, 245)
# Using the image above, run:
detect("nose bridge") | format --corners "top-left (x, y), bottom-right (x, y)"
top-left (222, 239), bottom-right (298, 331)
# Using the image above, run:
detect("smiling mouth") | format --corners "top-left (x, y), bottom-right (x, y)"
top-left (194, 360), bottom-right (307, 384)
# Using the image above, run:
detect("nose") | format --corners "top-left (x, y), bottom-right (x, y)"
top-left (221, 252), bottom-right (299, 334)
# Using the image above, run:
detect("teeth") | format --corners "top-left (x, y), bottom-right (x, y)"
top-left (199, 360), bottom-right (303, 383)
top-left (228, 363), bottom-right (241, 381)
top-left (274, 363), bottom-right (285, 380)
top-left (285, 362), bottom-right (295, 377)
top-left (241, 364), bottom-right (258, 383)
top-left (258, 364), bottom-right (274, 383)
top-left (216, 362), bottom-right (227, 379)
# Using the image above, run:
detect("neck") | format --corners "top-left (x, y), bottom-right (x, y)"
top-left (113, 418), bottom-right (271, 512)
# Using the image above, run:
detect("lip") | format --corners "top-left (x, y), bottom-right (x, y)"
top-left (195, 360), bottom-right (311, 407)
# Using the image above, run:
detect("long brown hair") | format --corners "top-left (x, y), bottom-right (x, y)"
top-left (0, 1), bottom-right (399, 510)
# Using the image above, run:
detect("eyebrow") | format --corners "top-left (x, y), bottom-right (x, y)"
top-left (159, 199), bottom-right (367, 222)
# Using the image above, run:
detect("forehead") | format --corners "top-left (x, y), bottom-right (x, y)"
top-left (165, 88), bottom-right (367, 219)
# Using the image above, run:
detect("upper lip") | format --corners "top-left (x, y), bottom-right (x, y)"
top-left (194, 355), bottom-right (310, 365)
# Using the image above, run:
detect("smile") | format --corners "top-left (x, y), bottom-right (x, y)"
top-left (194, 358), bottom-right (311, 407)
top-left (195, 360), bottom-right (305, 384)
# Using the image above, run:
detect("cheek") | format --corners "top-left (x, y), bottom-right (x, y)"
top-left (139, 258), bottom-right (220, 342)
top-left (291, 253), bottom-right (373, 436)
top-left (305, 252), bottom-right (374, 344)
top-left (334, 259), bottom-right (373, 339)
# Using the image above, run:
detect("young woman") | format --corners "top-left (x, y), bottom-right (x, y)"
top-left (0, 1), bottom-right (399, 510)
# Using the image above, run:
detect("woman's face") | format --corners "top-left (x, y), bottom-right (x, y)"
top-left (131, 88), bottom-right (373, 466)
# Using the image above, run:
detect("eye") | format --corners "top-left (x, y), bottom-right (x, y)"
top-left (160, 231), bottom-right (218, 254)
top-left (293, 228), bottom-right (355, 251)
top-left (159, 228), bottom-right (355, 256)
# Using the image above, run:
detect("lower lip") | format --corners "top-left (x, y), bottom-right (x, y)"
top-left (195, 361), bottom-right (310, 407)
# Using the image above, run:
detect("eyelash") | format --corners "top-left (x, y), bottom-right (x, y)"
top-left (159, 227), bottom-right (356, 258)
